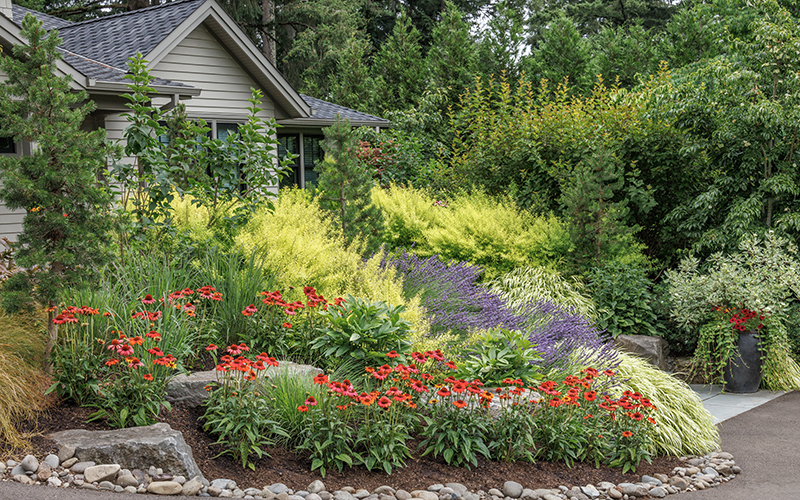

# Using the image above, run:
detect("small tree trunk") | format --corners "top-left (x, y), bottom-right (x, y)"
top-left (262, 0), bottom-right (276, 65)
top-left (44, 305), bottom-right (58, 375)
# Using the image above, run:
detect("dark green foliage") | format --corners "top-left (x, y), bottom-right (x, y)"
top-left (591, 23), bottom-right (660, 89)
top-left (456, 328), bottom-right (543, 386)
top-left (316, 117), bottom-right (383, 249)
top-left (476, 0), bottom-right (525, 80)
top-left (0, 14), bottom-right (113, 314)
top-left (425, 2), bottom-right (478, 107)
top-left (587, 262), bottom-right (663, 339)
top-left (523, 11), bottom-right (594, 93)
top-left (372, 12), bottom-right (427, 112)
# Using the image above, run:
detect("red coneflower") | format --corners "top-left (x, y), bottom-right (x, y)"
top-left (305, 396), bottom-right (317, 407)
top-left (377, 396), bottom-right (392, 409)
top-left (297, 405), bottom-right (309, 412)
top-left (241, 304), bottom-right (258, 317)
top-left (313, 374), bottom-right (329, 385)
top-left (143, 374), bottom-right (153, 381)
top-left (630, 412), bottom-right (644, 421)
top-left (386, 350), bottom-right (399, 358)
top-left (452, 400), bottom-right (467, 409)
top-left (142, 294), bottom-right (156, 305)
top-left (622, 431), bottom-right (633, 438)
top-left (584, 391), bottom-right (597, 401)
top-left (205, 344), bottom-right (218, 351)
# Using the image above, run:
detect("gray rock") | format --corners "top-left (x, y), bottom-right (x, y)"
top-left (99, 481), bottom-right (116, 491)
top-left (36, 462), bottom-right (53, 482)
top-left (667, 477), bottom-right (690, 490)
top-left (396, 490), bottom-right (412, 500)
top-left (244, 488), bottom-right (263, 496)
top-left (567, 488), bottom-right (588, 500)
top-left (276, 491), bottom-right (291, 500)
top-left (58, 445), bottom-right (76, 463)
top-left (319, 492), bottom-right (332, 500)
top-left (342, 488), bottom-right (356, 494)
top-left (703, 467), bottom-right (720, 478)
top-left (648, 487), bottom-right (667, 498)
top-left (21, 455), bottom-right (39, 472)
top-left (614, 335), bottom-right (669, 370)
top-left (374, 486), bottom-right (396, 495)
top-left (640, 475), bottom-right (662, 486)
top-left (541, 495), bottom-right (561, 500)
top-left (43, 454), bottom-right (60, 469)
top-left (487, 489), bottom-right (503, 498)
top-left (428, 485), bottom-right (444, 492)
top-left (732, 465), bottom-right (742, 474)
top-left (503, 482), bottom-right (523, 499)
top-left (182, 477), bottom-right (204, 496)
top-left (520, 489), bottom-right (538, 500)
top-left (379, 495), bottom-right (394, 500)
top-left (70, 461), bottom-right (96, 474)
top-left (354, 490), bottom-right (370, 499)
top-left (607, 488), bottom-right (622, 500)
top-left (413, 491), bottom-right (439, 500)
top-left (124, 485), bottom-right (139, 494)
top-left (133, 469), bottom-right (148, 484)
top-left (580, 485), bottom-right (600, 499)
top-left (261, 490), bottom-right (277, 500)
top-left (296, 491), bottom-right (310, 497)
top-left (47, 476), bottom-right (63, 487)
top-left (439, 488), bottom-right (455, 496)
top-left (619, 484), bottom-right (649, 497)
top-left (52, 423), bottom-right (204, 481)
top-left (461, 493), bottom-right (479, 500)
top-left (61, 457), bottom-right (78, 469)
top-left (115, 485), bottom-right (125, 493)
top-left (209, 486), bottom-right (223, 497)
top-left (10, 464), bottom-right (25, 476)
top-left (14, 474), bottom-right (34, 485)
top-left (212, 479), bottom-right (235, 490)
top-left (687, 458), bottom-right (705, 466)
top-left (118, 474), bottom-right (140, 487)
top-left (445, 484), bottom-right (467, 495)
top-left (270, 483), bottom-right (291, 494)
top-left (335, 491), bottom-right (356, 500)
top-left (81, 483), bottom-right (98, 490)
top-left (288, 496), bottom-right (306, 500)
top-left (85, 464), bottom-right (121, 483)
top-left (154, 473), bottom-right (175, 482)
top-left (0, 462), bottom-right (6, 473)
top-left (308, 481), bottom-right (326, 494)
top-left (306, 494), bottom-right (323, 500)
top-left (653, 473), bottom-right (669, 484)
top-left (149, 480), bottom-right (184, 495)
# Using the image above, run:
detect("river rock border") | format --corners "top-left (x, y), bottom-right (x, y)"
top-left (0, 449), bottom-right (738, 498)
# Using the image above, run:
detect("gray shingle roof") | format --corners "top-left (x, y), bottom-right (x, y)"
top-left (301, 94), bottom-right (389, 124)
top-left (11, 4), bottom-right (73, 30)
top-left (57, 0), bottom-right (205, 70)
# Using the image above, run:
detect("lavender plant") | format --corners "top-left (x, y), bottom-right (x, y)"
top-left (382, 251), bottom-right (526, 338)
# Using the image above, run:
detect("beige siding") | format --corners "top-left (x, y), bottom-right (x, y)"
top-left (152, 24), bottom-right (277, 120)
top-left (0, 205), bottom-right (24, 242)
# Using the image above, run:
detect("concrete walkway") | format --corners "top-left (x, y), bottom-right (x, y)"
top-left (690, 384), bottom-right (787, 423)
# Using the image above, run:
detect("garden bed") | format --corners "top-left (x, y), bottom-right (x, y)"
top-left (21, 401), bottom-right (685, 493)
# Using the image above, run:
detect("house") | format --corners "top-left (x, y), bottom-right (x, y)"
top-left (0, 0), bottom-right (389, 241)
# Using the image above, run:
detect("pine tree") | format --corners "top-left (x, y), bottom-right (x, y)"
top-left (315, 117), bottom-right (382, 251)
top-left (426, 1), bottom-right (478, 108)
top-left (524, 11), bottom-right (594, 93)
top-left (0, 14), bottom-right (113, 368)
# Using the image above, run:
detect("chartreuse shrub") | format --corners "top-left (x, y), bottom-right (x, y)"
top-left (373, 186), bottom-right (570, 281)
top-left (486, 266), bottom-right (597, 320)
top-left (587, 262), bottom-right (663, 339)
top-left (614, 352), bottom-right (719, 456)
top-left (234, 188), bottom-right (427, 336)
top-left (0, 312), bottom-right (52, 450)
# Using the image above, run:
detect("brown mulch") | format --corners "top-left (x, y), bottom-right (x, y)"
top-left (19, 401), bottom-right (683, 493)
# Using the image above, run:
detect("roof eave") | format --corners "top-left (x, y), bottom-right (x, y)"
top-left (277, 118), bottom-right (392, 128)
top-left (1, 13), bottom-right (88, 91)
top-left (87, 79), bottom-right (202, 97)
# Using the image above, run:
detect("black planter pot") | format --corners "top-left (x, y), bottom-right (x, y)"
top-left (722, 330), bottom-right (763, 393)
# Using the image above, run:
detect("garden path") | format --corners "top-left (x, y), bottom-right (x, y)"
top-left (691, 384), bottom-right (786, 423)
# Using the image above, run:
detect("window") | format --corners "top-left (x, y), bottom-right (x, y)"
top-left (303, 136), bottom-right (324, 188)
top-left (278, 135), bottom-right (300, 188)
top-left (0, 136), bottom-right (15, 154)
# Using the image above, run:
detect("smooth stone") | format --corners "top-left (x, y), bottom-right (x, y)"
top-left (43, 454), bottom-right (60, 469)
top-left (288, 496), bottom-right (306, 500)
top-left (209, 486), bottom-right (223, 497)
top-left (277, 492), bottom-right (291, 500)
top-left (21, 455), bottom-right (39, 472)
top-left (306, 494), bottom-right (323, 500)
top-left (261, 490), bottom-right (277, 500)
top-left (73, 478), bottom-right (85, 486)
top-left (596, 482), bottom-right (615, 491)
top-left (732, 466), bottom-right (742, 474)
top-left (183, 478), bottom-right (204, 496)
top-left (10, 464), bottom-right (25, 476)
top-left (428, 485), bottom-right (444, 492)
top-left (5, 460), bottom-right (16, 467)
top-left (115, 485), bottom-right (125, 493)
top-left (335, 491), bottom-right (356, 500)
top-left (118, 474), bottom-right (141, 487)
top-left (541, 495), bottom-right (561, 500)
top-left (154, 473), bottom-right (175, 482)
top-left (374, 486), bottom-right (396, 495)
top-left (85, 464), bottom-right (121, 483)
top-left (308, 481), bottom-right (326, 494)
top-left (14, 474), bottom-right (34, 485)
top-left (503, 482), bottom-right (523, 499)
top-left (150, 466), bottom-right (164, 476)
top-left (413, 491), bottom-right (439, 500)
top-left (648, 487), bottom-right (667, 498)
top-left (212, 479), bottom-right (236, 490)
top-left (462, 493), bottom-right (479, 500)
top-left (717, 452), bottom-right (734, 460)
top-left (396, 490), bottom-right (412, 500)
top-left (36, 462), bottom-right (53, 482)
top-left (620, 485), bottom-right (649, 497)
top-left (47, 476), bottom-right (63, 487)
top-left (379, 495), bottom-right (395, 500)
top-left (607, 488), bottom-right (622, 499)
top-left (61, 457), bottom-right (78, 469)
top-left (342, 488), bottom-right (356, 494)
top-left (568, 489), bottom-right (588, 500)
top-left (653, 474), bottom-right (669, 484)
top-left (149, 480), bottom-right (184, 495)
top-left (81, 483), bottom-right (98, 490)
top-left (487, 490), bottom-right (503, 498)
top-left (640, 476), bottom-right (662, 486)
top-left (58, 445), bottom-right (76, 463)
top-left (270, 484), bottom-right (290, 494)
top-left (520, 489), bottom-right (538, 500)
top-left (439, 488), bottom-right (455, 496)
top-left (687, 458), bottom-right (705, 466)
top-left (124, 485), bottom-right (139, 494)
top-left (354, 490), bottom-right (370, 499)
top-left (703, 467), bottom-right (719, 478)
top-left (244, 488), bottom-right (263, 496)
top-left (70, 461), bottom-right (96, 474)
top-left (668, 477), bottom-right (690, 490)
top-left (99, 481), bottom-right (116, 491)
top-left (446, 485), bottom-right (468, 495)
top-left (319, 493), bottom-right (332, 500)
top-left (295, 491), bottom-right (310, 498)
top-left (0, 462), bottom-right (5, 473)
top-left (581, 485), bottom-right (600, 499)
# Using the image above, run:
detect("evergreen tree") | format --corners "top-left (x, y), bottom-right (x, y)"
top-left (328, 35), bottom-right (379, 114)
top-left (0, 15), bottom-right (113, 368)
top-left (372, 11), bottom-right (427, 112)
top-left (591, 23), bottom-right (660, 89)
top-left (524, 11), bottom-right (594, 93)
top-left (426, 1), bottom-right (478, 108)
top-left (476, 0), bottom-right (526, 80)
top-left (316, 117), bottom-right (382, 250)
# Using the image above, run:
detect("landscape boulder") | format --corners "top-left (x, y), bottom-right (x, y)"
top-left (50, 423), bottom-right (204, 481)
top-left (166, 362), bottom-right (323, 407)
top-left (614, 335), bottom-right (669, 370)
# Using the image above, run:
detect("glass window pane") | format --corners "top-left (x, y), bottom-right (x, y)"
top-left (278, 135), bottom-right (300, 188)
top-left (217, 123), bottom-right (239, 141)
top-left (0, 137), bottom-right (14, 154)
top-left (303, 136), bottom-right (324, 188)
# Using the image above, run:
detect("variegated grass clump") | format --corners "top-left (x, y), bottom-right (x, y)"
top-left (487, 266), bottom-right (597, 321)
top-left (614, 351), bottom-right (719, 456)
top-left (0, 312), bottom-right (52, 450)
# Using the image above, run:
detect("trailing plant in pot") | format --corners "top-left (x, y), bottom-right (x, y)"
top-left (667, 231), bottom-right (800, 391)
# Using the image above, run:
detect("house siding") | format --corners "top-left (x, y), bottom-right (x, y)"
top-left (0, 64), bottom-right (23, 241)
top-left (152, 23), bottom-right (278, 120)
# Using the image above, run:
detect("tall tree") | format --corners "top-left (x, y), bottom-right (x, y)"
top-left (372, 11), bottom-right (427, 112)
top-left (476, 0), bottom-right (526, 80)
top-left (329, 36), bottom-right (379, 113)
top-left (591, 23), bottom-right (660, 89)
top-left (0, 15), bottom-right (113, 368)
top-left (426, 1), bottom-right (478, 108)
top-left (523, 11), bottom-right (594, 93)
